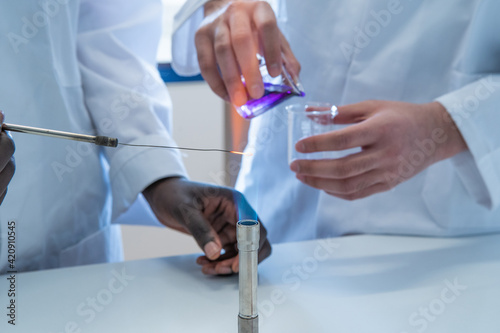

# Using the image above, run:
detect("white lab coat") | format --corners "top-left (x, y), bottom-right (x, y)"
top-left (173, 0), bottom-right (500, 243)
top-left (0, 0), bottom-right (187, 273)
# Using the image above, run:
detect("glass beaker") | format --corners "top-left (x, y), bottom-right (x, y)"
top-left (287, 102), bottom-right (361, 163)
top-left (236, 56), bottom-right (305, 119)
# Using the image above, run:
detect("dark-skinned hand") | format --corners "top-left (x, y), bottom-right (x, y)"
top-left (0, 111), bottom-right (15, 205)
top-left (143, 177), bottom-right (271, 275)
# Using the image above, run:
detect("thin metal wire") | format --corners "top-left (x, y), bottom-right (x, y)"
top-left (1, 123), bottom-right (250, 155)
top-left (118, 142), bottom-right (247, 155)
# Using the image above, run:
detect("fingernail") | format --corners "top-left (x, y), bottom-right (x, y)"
top-left (296, 141), bottom-right (306, 153)
top-left (217, 267), bottom-right (233, 275)
top-left (269, 63), bottom-right (281, 77)
top-left (251, 84), bottom-right (264, 98)
top-left (290, 161), bottom-right (300, 173)
top-left (204, 242), bottom-right (220, 260)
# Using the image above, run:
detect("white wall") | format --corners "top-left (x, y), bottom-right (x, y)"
top-left (167, 81), bottom-right (227, 185)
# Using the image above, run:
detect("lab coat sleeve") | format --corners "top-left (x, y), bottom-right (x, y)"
top-left (171, 0), bottom-right (209, 76)
top-left (434, 1), bottom-right (500, 210)
top-left (77, 0), bottom-right (188, 220)
top-left (436, 75), bottom-right (500, 210)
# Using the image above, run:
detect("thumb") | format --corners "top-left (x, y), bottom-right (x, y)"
top-left (177, 203), bottom-right (222, 260)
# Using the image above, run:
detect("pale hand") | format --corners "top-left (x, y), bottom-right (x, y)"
top-left (196, 0), bottom-right (300, 106)
top-left (290, 101), bottom-right (467, 200)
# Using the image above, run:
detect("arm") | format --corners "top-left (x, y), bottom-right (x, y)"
top-left (78, 0), bottom-right (188, 218)
top-left (290, 80), bottom-right (500, 207)
top-left (435, 75), bottom-right (500, 208)
top-left (291, 86), bottom-right (500, 208)
top-left (172, 0), bottom-right (300, 106)
top-left (78, 0), bottom-right (271, 273)
top-left (290, 100), bottom-right (468, 200)
top-left (290, 7), bottom-right (500, 208)
top-left (143, 177), bottom-right (271, 275)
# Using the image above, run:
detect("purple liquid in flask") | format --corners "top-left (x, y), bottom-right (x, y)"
top-left (236, 57), bottom-right (305, 119)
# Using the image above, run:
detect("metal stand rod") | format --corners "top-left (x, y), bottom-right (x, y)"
top-left (2, 123), bottom-right (118, 147)
top-left (237, 220), bottom-right (259, 333)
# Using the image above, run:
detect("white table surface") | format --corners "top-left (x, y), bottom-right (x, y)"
top-left (1, 234), bottom-right (500, 333)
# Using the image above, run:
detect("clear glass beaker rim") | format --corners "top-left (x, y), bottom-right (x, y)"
top-left (286, 102), bottom-right (338, 117)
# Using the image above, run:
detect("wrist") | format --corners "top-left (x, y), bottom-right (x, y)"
top-left (142, 176), bottom-right (185, 204)
top-left (425, 101), bottom-right (468, 162)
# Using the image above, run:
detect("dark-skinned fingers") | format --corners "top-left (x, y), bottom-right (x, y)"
top-left (258, 239), bottom-right (272, 264)
top-left (0, 132), bottom-right (15, 170)
top-left (0, 157), bottom-right (15, 194)
top-left (216, 225), bottom-right (237, 247)
top-left (202, 188), bottom-right (237, 219)
top-left (201, 256), bottom-right (237, 275)
top-left (326, 182), bottom-right (392, 201)
top-left (296, 169), bottom-right (382, 195)
top-left (296, 121), bottom-right (377, 153)
top-left (201, 262), bottom-right (232, 275)
top-left (197, 231), bottom-right (271, 263)
top-left (214, 23), bottom-right (248, 106)
top-left (229, 9), bottom-right (262, 99)
top-left (175, 207), bottom-right (222, 260)
top-left (207, 216), bottom-right (229, 235)
top-left (204, 203), bottom-right (235, 234)
top-left (290, 153), bottom-right (378, 179)
top-left (196, 255), bottom-right (210, 266)
top-left (198, 241), bottom-right (271, 273)
top-left (195, 31), bottom-right (229, 101)
top-left (216, 246), bottom-right (239, 263)
top-left (197, 242), bottom-right (237, 265)
top-left (253, 1), bottom-right (281, 77)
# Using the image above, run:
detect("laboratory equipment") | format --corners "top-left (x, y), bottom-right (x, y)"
top-left (287, 102), bottom-right (338, 162)
top-left (287, 102), bottom-right (362, 163)
top-left (2, 123), bottom-right (249, 155)
top-left (286, 102), bottom-right (361, 163)
top-left (237, 219), bottom-right (260, 333)
top-left (236, 56), bottom-right (305, 119)
top-left (2, 123), bottom-right (118, 147)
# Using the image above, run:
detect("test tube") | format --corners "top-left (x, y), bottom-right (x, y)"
top-left (237, 220), bottom-right (260, 333)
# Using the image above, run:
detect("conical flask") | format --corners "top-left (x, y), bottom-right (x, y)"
top-left (236, 55), bottom-right (305, 119)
